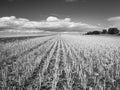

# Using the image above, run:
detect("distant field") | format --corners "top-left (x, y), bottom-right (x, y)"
top-left (0, 31), bottom-right (56, 38)
top-left (0, 34), bottom-right (120, 90)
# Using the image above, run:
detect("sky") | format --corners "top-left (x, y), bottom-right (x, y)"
top-left (0, 0), bottom-right (120, 32)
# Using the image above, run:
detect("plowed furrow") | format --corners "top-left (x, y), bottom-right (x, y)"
top-left (0, 37), bottom-right (55, 68)
top-left (22, 38), bottom-right (58, 89)
top-left (62, 37), bottom-right (85, 90)
top-left (40, 38), bottom-right (60, 90)
top-left (51, 39), bottom-right (61, 90)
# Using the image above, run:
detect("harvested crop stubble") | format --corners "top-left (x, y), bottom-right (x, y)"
top-left (1, 34), bottom-right (120, 90)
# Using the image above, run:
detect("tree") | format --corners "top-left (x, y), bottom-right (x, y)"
top-left (85, 31), bottom-right (101, 35)
top-left (85, 32), bottom-right (92, 35)
top-left (108, 28), bottom-right (119, 34)
top-left (92, 31), bottom-right (101, 34)
top-left (102, 29), bottom-right (107, 34)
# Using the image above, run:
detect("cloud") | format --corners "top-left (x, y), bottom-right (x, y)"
top-left (0, 16), bottom-right (100, 32)
top-left (65, 0), bottom-right (78, 2)
top-left (7, 29), bottom-right (43, 33)
top-left (108, 16), bottom-right (120, 29)
top-left (0, 16), bottom-right (29, 28)
top-left (108, 16), bottom-right (120, 21)
top-left (45, 16), bottom-right (99, 31)
top-left (46, 16), bottom-right (59, 22)
top-left (46, 16), bottom-right (71, 22)
top-left (64, 18), bottom-right (71, 22)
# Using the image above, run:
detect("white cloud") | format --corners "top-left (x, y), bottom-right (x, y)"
top-left (46, 16), bottom-right (71, 23)
top-left (64, 18), bottom-right (71, 22)
top-left (45, 16), bottom-right (99, 30)
top-left (0, 16), bottom-right (29, 28)
top-left (108, 16), bottom-right (120, 21)
top-left (46, 16), bottom-right (59, 22)
top-left (108, 16), bottom-right (120, 29)
top-left (8, 29), bottom-right (43, 33)
top-left (0, 16), bottom-right (100, 32)
top-left (0, 16), bottom-right (16, 21)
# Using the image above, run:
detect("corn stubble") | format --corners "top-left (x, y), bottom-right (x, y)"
top-left (0, 34), bottom-right (120, 90)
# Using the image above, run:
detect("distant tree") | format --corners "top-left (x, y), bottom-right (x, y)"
top-left (92, 31), bottom-right (101, 34)
top-left (85, 32), bottom-right (92, 35)
top-left (108, 28), bottom-right (119, 34)
top-left (102, 29), bottom-right (107, 34)
top-left (85, 31), bottom-right (101, 35)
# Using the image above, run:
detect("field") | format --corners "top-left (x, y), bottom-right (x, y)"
top-left (0, 34), bottom-right (120, 90)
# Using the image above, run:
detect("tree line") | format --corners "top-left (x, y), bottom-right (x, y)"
top-left (85, 28), bottom-right (120, 35)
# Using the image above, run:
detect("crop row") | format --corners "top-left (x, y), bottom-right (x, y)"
top-left (61, 34), bottom-right (120, 90)
top-left (0, 35), bottom-right (57, 90)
